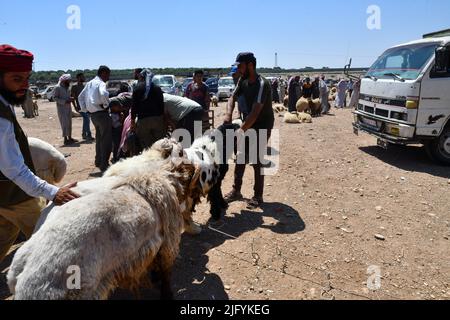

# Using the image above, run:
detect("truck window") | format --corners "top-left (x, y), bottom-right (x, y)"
top-left (430, 47), bottom-right (450, 78)
top-left (368, 43), bottom-right (438, 80)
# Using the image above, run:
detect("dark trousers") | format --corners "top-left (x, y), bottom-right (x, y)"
top-left (177, 108), bottom-right (204, 143)
top-left (233, 129), bottom-right (272, 199)
top-left (112, 126), bottom-right (123, 162)
top-left (90, 111), bottom-right (112, 171)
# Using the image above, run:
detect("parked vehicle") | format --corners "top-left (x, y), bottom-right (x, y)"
top-left (217, 77), bottom-right (235, 100)
top-left (181, 77), bottom-right (193, 94)
top-left (352, 29), bottom-right (450, 165)
top-left (106, 81), bottom-right (132, 98)
top-left (37, 85), bottom-right (56, 101)
top-left (153, 75), bottom-right (182, 96)
top-left (206, 77), bottom-right (219, 95)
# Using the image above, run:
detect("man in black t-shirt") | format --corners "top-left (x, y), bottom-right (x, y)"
top-left (223, 52), bottom-right (274, 209)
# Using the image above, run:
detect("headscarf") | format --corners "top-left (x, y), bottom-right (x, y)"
top-left (58, 73), bottom-right (72, 85)
top-left (0, 44), bottom-right (34, 72)
top-left (140, 69), bottom-right (154, 100)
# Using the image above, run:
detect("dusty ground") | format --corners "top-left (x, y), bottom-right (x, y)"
top-left (1, 99), bottom-right (449, 300)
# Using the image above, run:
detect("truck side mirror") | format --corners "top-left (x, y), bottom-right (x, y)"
top-left (434, 46), bottom-right (449, 73)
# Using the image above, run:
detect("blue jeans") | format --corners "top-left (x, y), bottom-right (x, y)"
top-left (80, 112), bottom-right (92, 138)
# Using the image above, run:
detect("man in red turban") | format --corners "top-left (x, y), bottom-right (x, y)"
top-left (0, 44), bottom-right (79, 263)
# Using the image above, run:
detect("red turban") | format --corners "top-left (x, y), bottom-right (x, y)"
top-left (0, 44), bottom-right (34, 72)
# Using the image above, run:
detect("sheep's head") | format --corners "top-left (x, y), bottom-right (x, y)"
top-left (168, 159), bottom-right (218, 233)
top-left (151, 138), bottom-right (186, 159)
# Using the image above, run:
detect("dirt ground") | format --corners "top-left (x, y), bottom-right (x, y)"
top-left (1, 99), bottom-right (449, 300)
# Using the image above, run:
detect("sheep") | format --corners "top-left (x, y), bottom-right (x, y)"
top-left (8, 157), bottom-right (216, 300)
top-left (296, 97), bottom-right (310, 113)
top-left (104, 138), bottom-right (184, 178)
top-left (28, 137), bottom-right (67, 185)
top-left (284, 112), bottom-right (300, 124)
top-left (103, 138), bottom-right (204, 235)
top-left (211, 95), bottom-right (219, 108)
top-left (187, 123), bottom-right (241, 222)
top-left (310, 98), bottom-right (322, 117)
top-left (272, 104), bottom-right (287, 114)
top-left (298, 112), bottom-right (313, 123)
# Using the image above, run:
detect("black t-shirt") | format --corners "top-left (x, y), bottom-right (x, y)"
top-left (131, 83), bottom-right (164, 120)
top-left (233, 75), bottom-right (274, 129)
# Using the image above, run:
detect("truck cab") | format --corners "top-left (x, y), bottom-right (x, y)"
top-left (353, 30), bottom-right (450, 165)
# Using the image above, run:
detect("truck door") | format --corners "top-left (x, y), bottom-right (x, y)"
top-left (417, 48), bottom-right (450, 137)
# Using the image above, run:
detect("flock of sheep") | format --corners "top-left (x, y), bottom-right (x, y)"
top-left (276, 87), bottom-right (339, 125)
top-left (7, 129), bottom-right (237, 300)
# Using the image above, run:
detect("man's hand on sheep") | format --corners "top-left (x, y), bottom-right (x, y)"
top-left (53, 182), bottom-right (80, 206)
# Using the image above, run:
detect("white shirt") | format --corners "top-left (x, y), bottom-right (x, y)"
top-left (78, 76), bottom-right (110, 113)
top-left (0, 95), bottom-right (59, 202)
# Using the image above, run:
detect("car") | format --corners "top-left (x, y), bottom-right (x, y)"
top-left (107, 81), bottom-right (132, 98)
top-left (181, 77), bottom-right (193, 94)
top-left (205, 77), bottom-right (219, 95)
top-left (37, 85), bottom-right (56, 101)
top-left (152, 75), bottom-right (182, 96)
top-left (217, 77), bottom-right (235, 100)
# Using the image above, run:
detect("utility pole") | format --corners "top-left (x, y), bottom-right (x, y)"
top-left (275, 52), bottom-right (279, 69)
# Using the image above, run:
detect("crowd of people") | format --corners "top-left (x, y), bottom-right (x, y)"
top-left (270, 74), bottom-right (360, 115)
top-left (49, 67), bottom-right (214, 172)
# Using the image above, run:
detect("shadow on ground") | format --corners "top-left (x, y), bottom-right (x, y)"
top-left (360, 145), bottom-right (450, 179)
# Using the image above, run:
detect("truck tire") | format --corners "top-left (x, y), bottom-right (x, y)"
top-left (425, 126), bottom-right (450, 166)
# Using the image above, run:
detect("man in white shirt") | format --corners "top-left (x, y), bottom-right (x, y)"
top-left (78, 66), bottom-right (112, 172)
top-left (0, 44), bottom-right (79, 263)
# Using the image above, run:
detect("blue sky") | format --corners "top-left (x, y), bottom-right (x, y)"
top-left (1, 0), bottom-right (449, 71)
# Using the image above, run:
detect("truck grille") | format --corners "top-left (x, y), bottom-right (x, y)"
top-left (360, 94), bottom-right (406, 108)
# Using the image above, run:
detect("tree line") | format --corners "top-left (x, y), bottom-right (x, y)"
top-left (31, 67), bottom-right (368, 84)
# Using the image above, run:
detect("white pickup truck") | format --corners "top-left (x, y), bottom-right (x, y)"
top-left (353, 29), bottom-right (450, 165)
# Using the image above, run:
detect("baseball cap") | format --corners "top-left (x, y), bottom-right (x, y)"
top-left (228, 65), bottom-right (238, 76)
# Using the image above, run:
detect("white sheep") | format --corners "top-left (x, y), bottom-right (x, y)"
top-left (8, 157), bottom-right (215, 300)
top-left (28, 137), bottom-right (67, 185)
top-left (298, 112), bottom-right (313, 123)
top-left (296, 97), bottom-right (310, 113)
top-left (284, 112), bottom-right (300, 124)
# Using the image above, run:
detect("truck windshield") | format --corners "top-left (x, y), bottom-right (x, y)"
top-left (367, 43), bottom-right (438, 80)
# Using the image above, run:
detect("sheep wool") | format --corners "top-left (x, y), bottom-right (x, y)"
top-left (28, 137), bottom-right (67, 185)
top-left (284, 112), bottom-right (300, 124)
top-left (296, 97), bottom-right (309, 113)
top-left (297, 112), bottom-right (313, 123)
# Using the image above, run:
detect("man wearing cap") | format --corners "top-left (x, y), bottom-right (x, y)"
top-left (223, 52), bottom-right (275, 209)
top-left (0, 44), bottom-right (79, 263)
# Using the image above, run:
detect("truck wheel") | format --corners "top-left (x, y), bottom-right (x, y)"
top-left (425, 126), bottom-right (450, 166)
